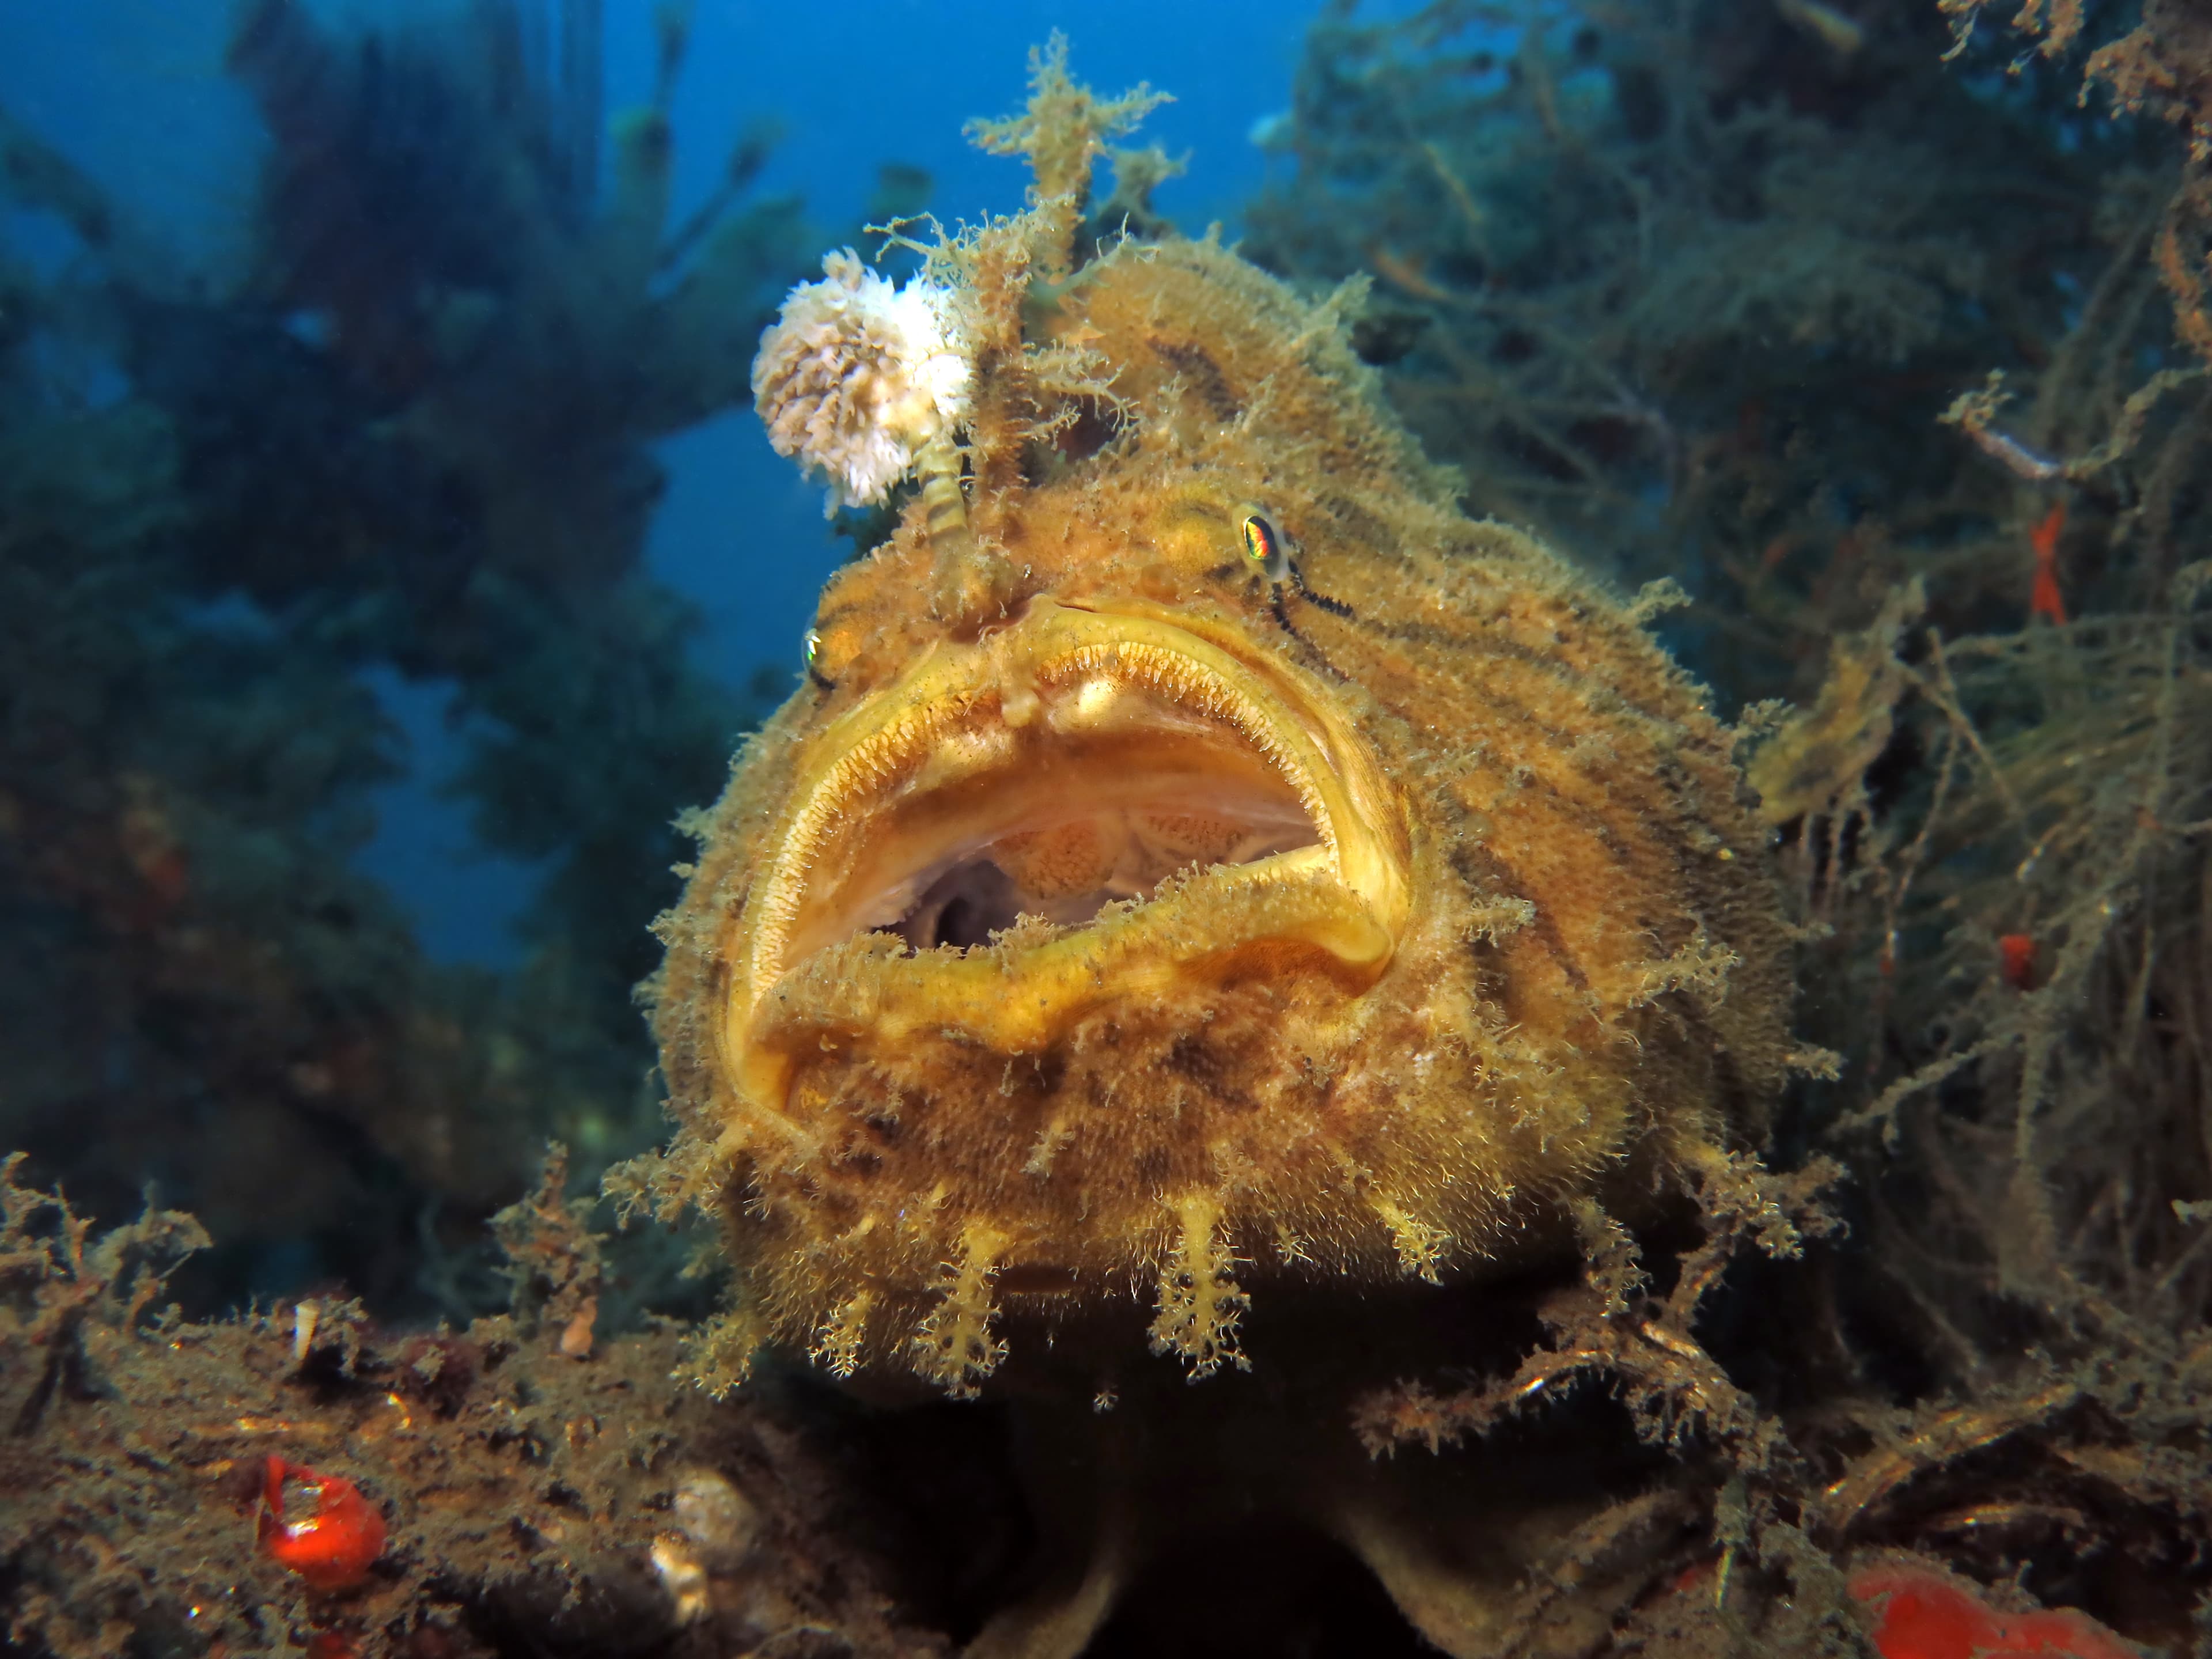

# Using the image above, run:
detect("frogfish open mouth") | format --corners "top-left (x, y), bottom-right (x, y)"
top-left (642, 47), bottom-right (1798, 1413)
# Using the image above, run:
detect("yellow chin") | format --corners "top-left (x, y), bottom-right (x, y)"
top-left (722, 597), bottom-right (1411, 1126)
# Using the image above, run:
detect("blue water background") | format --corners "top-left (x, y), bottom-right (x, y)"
top-left (0, 0), bottom-right (1362, 961)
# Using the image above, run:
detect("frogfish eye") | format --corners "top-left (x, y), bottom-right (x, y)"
top-left (1240, 510), bottom-right (1290, 584)
top-left (803, 627), bottom-right (834, 688)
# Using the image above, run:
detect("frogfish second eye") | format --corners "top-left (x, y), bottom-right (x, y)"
top-left (1240, 510), bottom-right (1290, 583)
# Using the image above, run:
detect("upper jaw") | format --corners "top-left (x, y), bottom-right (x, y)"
top-left (722, 596), bottom-right (1410, 1101)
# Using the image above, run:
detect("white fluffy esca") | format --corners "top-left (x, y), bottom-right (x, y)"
top-left (751, 249), bottom-right (974, 512)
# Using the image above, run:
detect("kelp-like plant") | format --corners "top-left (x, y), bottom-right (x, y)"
top-left (0, 0), bottom-right (880, 1313)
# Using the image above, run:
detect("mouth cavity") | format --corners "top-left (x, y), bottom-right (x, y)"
top-left (804, 681), bottom-right (1327, 960)
top-left (738, 601), bottom-right (1407, 1043)
top-left (881, 796), bottom-right (1320, 952)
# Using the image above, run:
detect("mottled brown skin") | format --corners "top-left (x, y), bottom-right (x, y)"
top-left (650, 229), bottom-right (1795, 1406)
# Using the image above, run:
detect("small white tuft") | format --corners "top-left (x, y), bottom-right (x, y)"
top-left (751, 249), bottom-right (974, 512)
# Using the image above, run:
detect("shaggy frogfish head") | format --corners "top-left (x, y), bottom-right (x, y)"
top-left (691, 514), bottom-right (1423, 1392)
top-left (654, 157), bottom-right (1794, 1398)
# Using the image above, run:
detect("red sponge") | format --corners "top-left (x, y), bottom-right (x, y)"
top-left (1850, 1563), bottom-right (2141, 1659)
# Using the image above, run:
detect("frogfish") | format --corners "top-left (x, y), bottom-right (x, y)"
top-left (642, 44), bottom-right (1797, 1658)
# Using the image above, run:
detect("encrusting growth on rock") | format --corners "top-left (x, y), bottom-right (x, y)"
top-left (0, 1152), bottom-right (938, 1659)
